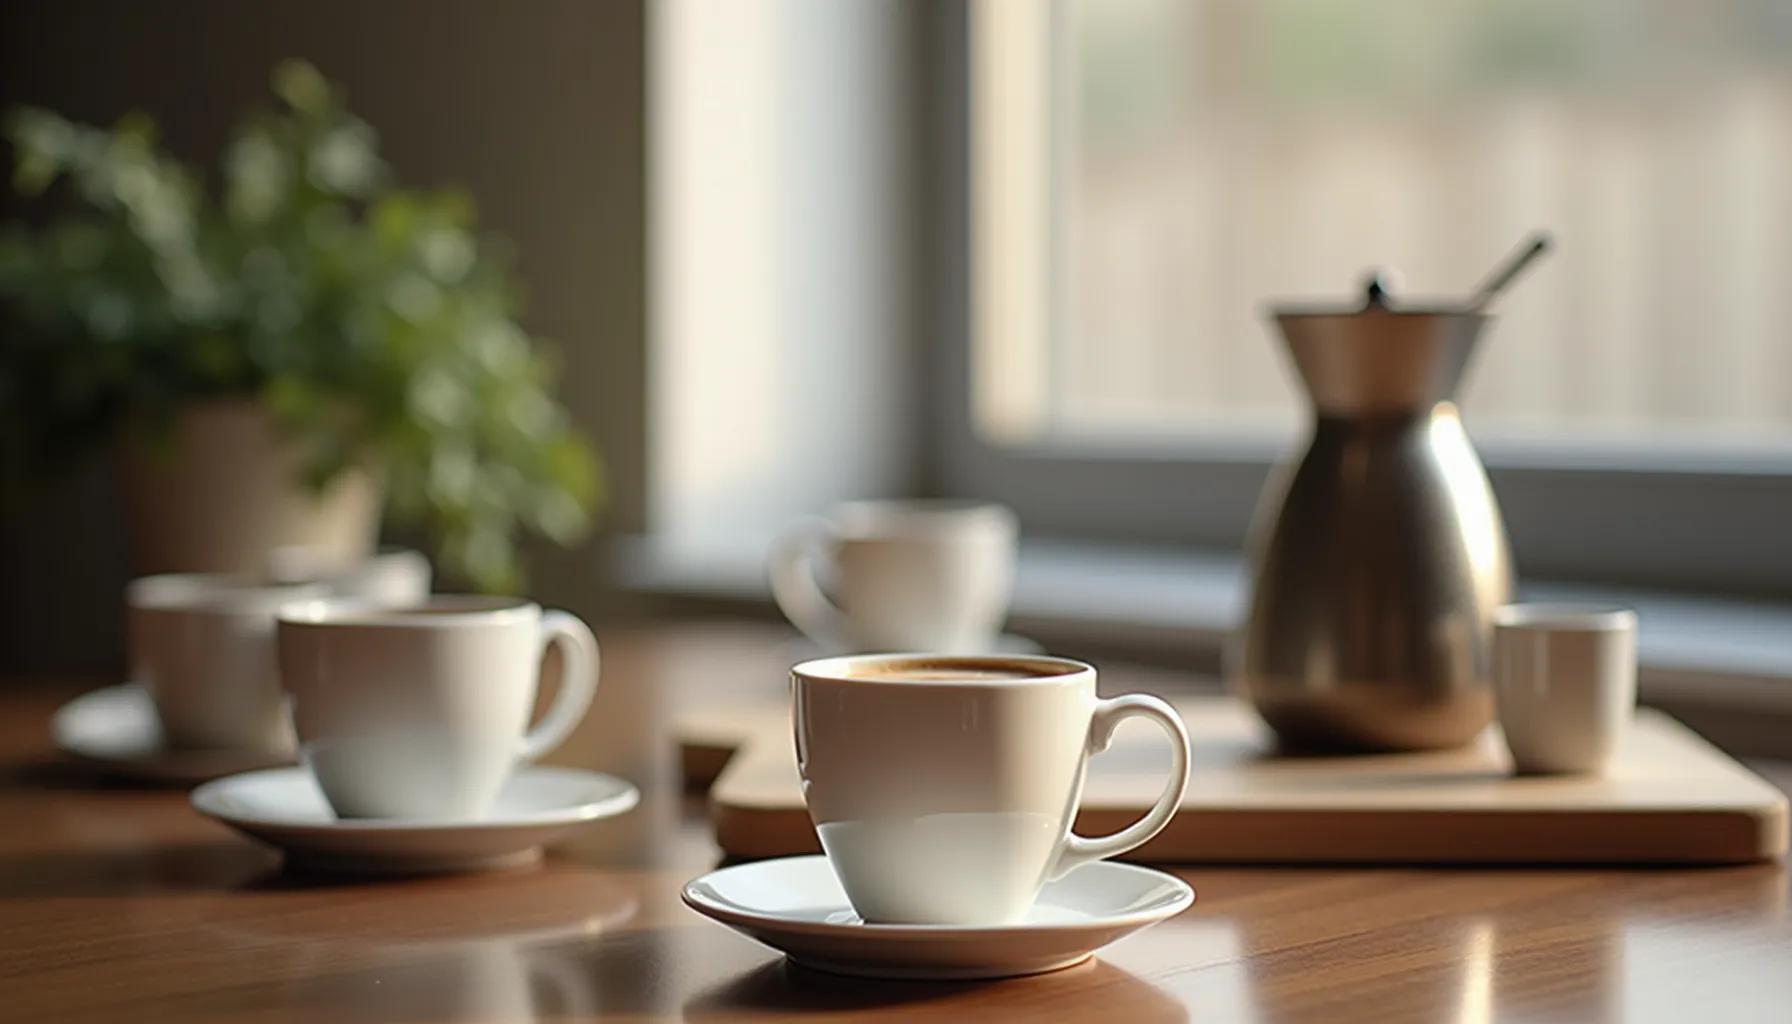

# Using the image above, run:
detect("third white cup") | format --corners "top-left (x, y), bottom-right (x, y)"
top-left (769, 499), bottom-right (1018, 654)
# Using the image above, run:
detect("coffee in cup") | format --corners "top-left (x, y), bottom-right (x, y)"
top-left (127, 573), bottom-right (328, 752)
top-left (769, 499), bottom-right (1018, 653)
top-left (275, 595), bottom-right (600, 820)
top-left (840, 661), bottom-right (1040, 683)
top-left (792, 653), bottom-right (1191, 926)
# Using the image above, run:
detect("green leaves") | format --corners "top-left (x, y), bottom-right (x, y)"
top-left (272, 59), bottom-right (334, 118)
top-left (0, 59), bottom-right (603, 594)
top-left (225, 130), bottom-right (290, 225)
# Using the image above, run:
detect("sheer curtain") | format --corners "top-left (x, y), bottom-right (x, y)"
top-left (1007, 0), bottom-right (1792, 446)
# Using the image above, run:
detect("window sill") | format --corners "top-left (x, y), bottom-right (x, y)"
top-left (609, 533), bottom-right (1792, 755)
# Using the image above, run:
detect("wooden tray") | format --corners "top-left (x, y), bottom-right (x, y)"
top-left (677, 697), bottom-right (1788, 865)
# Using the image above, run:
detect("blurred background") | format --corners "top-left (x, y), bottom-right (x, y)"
top-left (4, 0), bottom-right (1790, 677)
top-left (992, 0), bottom-right (1792, 446)
top-left (0, 0), bottom-right (644, 673)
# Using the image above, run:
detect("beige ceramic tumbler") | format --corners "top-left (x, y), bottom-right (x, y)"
top-left (1491, 603), bottom-right (1638, 775)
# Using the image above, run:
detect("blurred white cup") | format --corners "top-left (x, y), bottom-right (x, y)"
top-left (1492, 603), bottom-right (1638, 775)
top-left (267, 545), bottom-right (432, 605)
top-left (126, 574), bottom-right (327, 752)
top-left (769, 499), bottom-right (1018, 654)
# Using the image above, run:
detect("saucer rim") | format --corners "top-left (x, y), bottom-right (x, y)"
top-left (680, 855), bottom-right (1195, 939)
top-left (190, 765), bottom-right (641, 834)
top-left (787, 950), bottom-right (1095, 981)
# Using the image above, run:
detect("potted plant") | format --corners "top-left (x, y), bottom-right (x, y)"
top-left (0, 60), bottom-right (602, 593)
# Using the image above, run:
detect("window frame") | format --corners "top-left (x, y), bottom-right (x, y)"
top-left (924, 0), bottom-right (1792, 599)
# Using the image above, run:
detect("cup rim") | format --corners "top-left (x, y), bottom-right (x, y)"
top-left (275, 594), bottom-right (540, 628)
top-left (792, 652), bottom-right (1094, 687)
top-left (1494, 602), bottom-right (1637, 631)
top-left (266, 544), bottom-right (430, 585)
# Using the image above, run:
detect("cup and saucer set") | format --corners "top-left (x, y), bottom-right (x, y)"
top-left (51, 546), bottom-right (639, 874)
top-left (681, 647), bottom-right (1196, 980)
top-left (681, 499), bottom-right (1197, 980)
top-left (52, 547), bottom-right (427, 784)
top-left (55, 502), bottom-right (1201, 981)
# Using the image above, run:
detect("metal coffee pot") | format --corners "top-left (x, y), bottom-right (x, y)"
top-left (1230, 242), bottom-right (1549, 753)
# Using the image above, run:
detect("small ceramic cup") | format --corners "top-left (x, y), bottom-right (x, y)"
top-left (769, 499), bottom-right (1019, 654)
top-left (1491, 603), bottom-right (1639, 775)
top-left (792, 652), bottom-right (1191, 926)
top-left (275, 595), bottom-right (600, 820)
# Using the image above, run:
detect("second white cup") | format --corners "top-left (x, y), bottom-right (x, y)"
top-left (275, 596), bottom-right (601, 820)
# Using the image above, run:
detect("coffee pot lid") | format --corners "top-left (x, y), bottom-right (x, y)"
top-left (1268, 267), bottom-right (1477, 321)
top-left (1269, 233), bottom-right (1553, 321)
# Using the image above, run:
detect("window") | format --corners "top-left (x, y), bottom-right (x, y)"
top-left (943, 0), bottom-right (1792, 596)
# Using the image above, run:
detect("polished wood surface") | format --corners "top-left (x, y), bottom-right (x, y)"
top-left (3, 619), bottom-right (1790, 1023)
top-left (680, 698), bottom-right (1789, 865)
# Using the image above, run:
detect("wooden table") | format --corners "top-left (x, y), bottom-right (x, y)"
top-left (3, 619), bottom-right (1790, 1023)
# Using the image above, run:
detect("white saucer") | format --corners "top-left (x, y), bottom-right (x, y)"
top-left (680, 856), bottom-right (1194, 980)
top-left (51, 683), bottom-right (293, 785)
top-left (191, 766), bottom-right (640, 875)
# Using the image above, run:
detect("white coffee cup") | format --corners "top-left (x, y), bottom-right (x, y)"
top-left (770, 500), bottom-right (1019, 653)
top-left (792, 653), bottom-right (1191, 926)
top-left (275, 595), bottom-right (601, 820)
top-left (126, 573), bottom-right (328, 752)
top-left (1492, 603), bottom-right (1639, 775)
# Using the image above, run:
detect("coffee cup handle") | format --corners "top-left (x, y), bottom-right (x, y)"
top-left (1049, 694), bottom-right (1191, 879)
top-left (768, 516), bottom-right (849, 649)
top-left (518, 611), bottom-right (602, 763)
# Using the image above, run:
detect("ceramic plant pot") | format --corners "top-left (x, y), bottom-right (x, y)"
top-left (121, 400), bottom-right (382, 576)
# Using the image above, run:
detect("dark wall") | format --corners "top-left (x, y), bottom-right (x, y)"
top-left (0, 0), bottom-right (648, 675)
